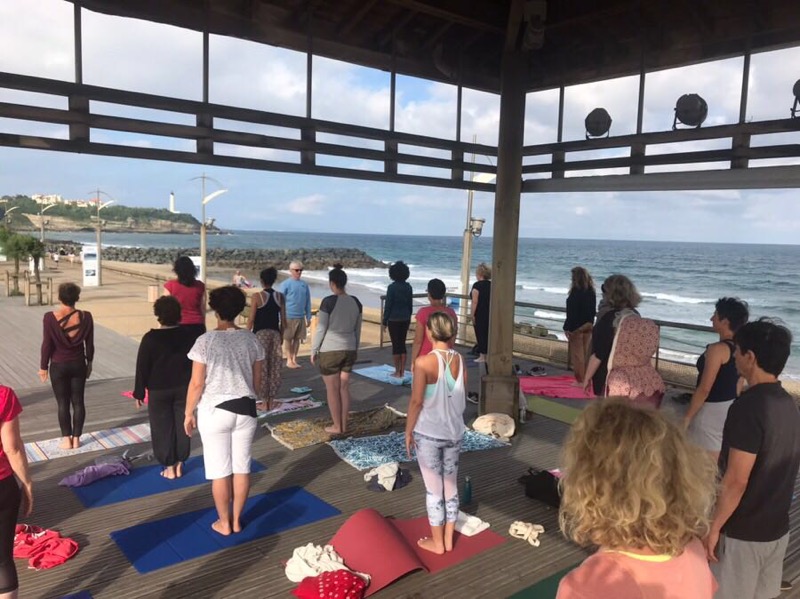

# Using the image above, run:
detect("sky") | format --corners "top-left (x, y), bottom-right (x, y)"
top-left (0, 0), bottom-right (799, 243)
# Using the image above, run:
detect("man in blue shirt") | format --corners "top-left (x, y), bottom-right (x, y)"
top-left (280, 260), bottom-right (312, 368)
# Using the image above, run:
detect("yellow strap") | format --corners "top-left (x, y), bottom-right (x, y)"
top-left (605, 550), bottom-right (672, 563)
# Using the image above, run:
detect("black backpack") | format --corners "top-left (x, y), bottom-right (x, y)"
top-left (519, 468), bottom-right (561, 508)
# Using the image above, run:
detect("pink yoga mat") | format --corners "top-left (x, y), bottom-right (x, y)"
top-left (330, 508), bottom-right (506, 596)
top-left (519, 374), bottom-right (595, 399)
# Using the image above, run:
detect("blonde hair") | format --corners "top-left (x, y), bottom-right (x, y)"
top-left (476, 263), bottom-right (492, 280)
top-left (602, 274), bottom-right (641, 310)
top-left (427, 311), bottom-right (456, 342)
top-left (559, 399), bottom-right (717, 555)
top-left (570, 266), bottom-right (594, 292)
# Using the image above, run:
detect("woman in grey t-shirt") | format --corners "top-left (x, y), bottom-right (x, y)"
top-left (311, 265), bottom-right (362, 435)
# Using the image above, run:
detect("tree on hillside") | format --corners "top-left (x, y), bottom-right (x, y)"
top-left (1, 233), bottom-right (44, 297)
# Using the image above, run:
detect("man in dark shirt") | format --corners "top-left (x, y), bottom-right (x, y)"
top-left (705, 318), bottom-right (800, 599)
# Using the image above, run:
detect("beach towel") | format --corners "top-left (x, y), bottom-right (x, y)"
top-left (519, 375), bottom-right (594, 399)
top-left (606, 314), bottom-right (664, 407)
top-left (353, 364), bottom-right (412, 386)
top-left (58, 461), bottom-right (131, 487)
top-left (13, 525), bottom-right (79, 570)
top-left (257, 395), bottom-right (324, 419)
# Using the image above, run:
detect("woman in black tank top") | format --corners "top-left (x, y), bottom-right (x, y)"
top-left (247, 268), bottom-right (287, 411)
top-left (684, 298), bottom-right (749, 457)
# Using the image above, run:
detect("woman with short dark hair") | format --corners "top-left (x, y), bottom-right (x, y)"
top-left (383, 261), bottom-right (413, 379)
top-left (164, 255), bottom-right (206, 344)
top-left (133, 296), bottom-right (195, 479)
top-left (185, 286), bottom-right (265, 536)
top-left (39, 282), bottom-right (94, 450)
top-left (247, 267), bottom-right (286, 411)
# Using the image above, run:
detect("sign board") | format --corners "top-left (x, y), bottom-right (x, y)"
top-left (82, 245), bottom-right (99, 287)
top-left (190, 256), bottom-right (202, 283)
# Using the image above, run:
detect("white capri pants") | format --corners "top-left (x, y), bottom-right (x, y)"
top-left (197, 403), bottom-right (257, 480)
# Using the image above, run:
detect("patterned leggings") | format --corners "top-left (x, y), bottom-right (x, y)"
top-left (414, 432), bottom-right (462, 526)
top-left (255, 329), bottom-right (283, 402)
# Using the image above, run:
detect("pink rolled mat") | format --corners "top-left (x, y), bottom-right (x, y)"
top-left (519, 374), bottom-right (594, 399)
top-left (121, 390), bottom-right (148, 405)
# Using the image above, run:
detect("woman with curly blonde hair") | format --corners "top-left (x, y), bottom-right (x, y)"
top-left (556, 399), bottom-right (718, 598)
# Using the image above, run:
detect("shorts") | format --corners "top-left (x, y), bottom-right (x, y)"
top-left (318, 350), bottom-right (357, 376)
top-left (711, 533), bottom-right (788, 599)
top-left (284, 318), bottom-right (307, 342)
top-left (197, 403), bottom-right (257, 479)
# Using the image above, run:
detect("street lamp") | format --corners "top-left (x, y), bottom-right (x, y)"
top-left (89, 189), bottom-right (115, 286)
top-left (39, 203), bottom-right (57, 242)
top-left (3, 205), bottom-right (19, 225)
top-left (459, 172), bottom-right (495, 342)
top-left (191, 174), bottom-right (228, 285)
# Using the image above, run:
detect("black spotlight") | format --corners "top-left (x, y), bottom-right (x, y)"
top-left (791, 79), bottom-right (800, 118)
top-left (673, 94), bottom-right (708, 129)
top-left (585, 108), bottom-right (612, 139)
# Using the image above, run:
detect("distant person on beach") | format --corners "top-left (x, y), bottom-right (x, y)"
top-left (563, 266), bottom-right (597, 383)
top-left (184, 286), bottom-right (265, 536)
top-left (39, 282), bottom-right (94, 450)
top-left (382, 261), bottom-right (413, 379)
top-left (279, 260), bottom-right (311, 369)
top-left (133, 296), bottom-right (194, 479)
top-left (247, 267), bottom-right (286, 411)
top-left (411, 279), bottom-right (457, 371)
top-left (164, 256), bottom-right (206, 343)
top-left (557, 399), bottom-right (718, 599)
top-left (232, 270), bottom-right (252, 289)
top-left (311, 265), bottom-right (362, 435)
top-left (471, 263), bottom-right (492, 364)
top-left (705, 319), bottom-right (800, 599)
top-left (684, 297), bottom-right (749, 459)
top-left (405, 312), bottom-right (466, 555)
top-left (583, 274), bottom-right (641, 396)
top-left (0, 385), bottom-right (33, 599)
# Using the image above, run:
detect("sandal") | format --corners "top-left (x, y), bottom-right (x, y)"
top-left (509, 521), bottom-right (545, 547)
top-left (527, 366), bottom-right (547, 377)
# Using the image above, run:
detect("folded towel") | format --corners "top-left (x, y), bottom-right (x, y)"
top-left (455, 510), bottom-right (490, 537)
top-left (291, 386), bottom-right (313, 393)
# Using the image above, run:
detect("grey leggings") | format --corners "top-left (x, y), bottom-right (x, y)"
top-left (414, 431), bottom-right (462, 526)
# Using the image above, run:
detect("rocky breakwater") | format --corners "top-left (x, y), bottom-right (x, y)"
top-left (45, 242), bottom-right (387, 271)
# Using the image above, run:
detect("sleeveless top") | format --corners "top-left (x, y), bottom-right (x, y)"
top-left (253, 289), bottom-right (282, 333)
top-left (414, 349), bottom-right (466, 441)
top-left (696, 339), bottom-right (738, 403)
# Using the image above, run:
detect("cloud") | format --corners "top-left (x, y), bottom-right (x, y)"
top-left (285, 194), bottom-right (326, 215)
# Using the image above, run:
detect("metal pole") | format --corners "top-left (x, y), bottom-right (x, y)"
top-left (95, 189), bottom-right (103, 286)
top-left (40, 211), bottom-right (45, 242)
top-left (739, 52), bottom-right (751, 124)
top-left (200, 174), bottom-right (207, 285)
top-left (459, 135), bottom-right (477, 344)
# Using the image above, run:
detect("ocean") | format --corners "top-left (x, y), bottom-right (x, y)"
top-left (45, 231), bottom-right (800, 378)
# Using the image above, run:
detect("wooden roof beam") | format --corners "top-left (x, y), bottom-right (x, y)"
top-left (385, 0), bottom-right (504, 36)
top-left (422, 21), bottom-right (453, 51)
top-left (337, 0), bottom-right (380, 38)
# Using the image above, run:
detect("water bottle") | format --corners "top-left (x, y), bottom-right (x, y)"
top-left (462, 476), bottom-right (473, 504)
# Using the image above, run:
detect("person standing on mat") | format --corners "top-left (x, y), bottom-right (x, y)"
top-left (405, 312), bottom-right (466, 555)
top-left (563, 266), bottom-right (596, 383)
top-left (184, 286), bottom-right (265, 536)
top-left (557, 399), bottom-right (718, 598)
top-left (164, 255), bottom-right (206, 345)
top-left (0, 385), bottom-right (33, 599)
top-left (279, 260), bottom-right (312, 369)
top-left (470, 263), bottom-right (491, 364)
top-left (39, 282), bottom-right (94, 450)
top-left (133, 296), bottom-right (194, 479)
top-left (382, 260), bottom-right (413, 379)
top-left (247, 267), bottom-right (286, 411)
top-left (410, 279), bottom-right (457, 370)
top-left (311, 265), bottom-right (362, 435)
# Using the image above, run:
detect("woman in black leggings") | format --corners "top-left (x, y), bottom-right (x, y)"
top-left (39, 283), bottom-right (94, 450)
top-left (0, 385), bottom-right (33, 598)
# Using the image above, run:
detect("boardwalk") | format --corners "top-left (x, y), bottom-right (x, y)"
top-left (2, 261), bottom-right (800, 598)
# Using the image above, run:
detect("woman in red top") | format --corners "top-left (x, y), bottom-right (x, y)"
top-left (39, 282), bottom-right (94, 450)
top-left (557, 399), bottom-right (718, 599)
top-left (164, 256), bottom-right (207, 343)
top-left (0, 385), bottom-right (33, 598)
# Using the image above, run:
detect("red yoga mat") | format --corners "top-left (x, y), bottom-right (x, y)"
top-left (329, 508), bottom-right (506, 596)
top-left (519, 375), bottom-right (595, 399)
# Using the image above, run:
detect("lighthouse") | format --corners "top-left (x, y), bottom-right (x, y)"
top-left (169, 191), bottom-right (177, 213)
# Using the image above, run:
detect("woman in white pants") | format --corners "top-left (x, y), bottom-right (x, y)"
top-left (185, 286), bottom-right (265, 536)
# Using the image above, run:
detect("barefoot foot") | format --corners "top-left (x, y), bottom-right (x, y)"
top-left (59, 437), bottom-right (73, 450)
top-left (211, 520), bottom-right (232, 536)
top-left (160, 466), bottom-right (176, 479)
top-left (417, 537), bottom-right (445, 555)
top-left (232, 520), bottom-right (243, 534)
top-left (175, 462), bottom-right (184, 478)
top-left (71, 436), bottom-right (82, 449)
top-left (324, 425), bottom-right (343, 434)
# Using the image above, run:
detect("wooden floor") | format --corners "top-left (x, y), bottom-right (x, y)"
top-left (4, 278), bottom-right (800, 598)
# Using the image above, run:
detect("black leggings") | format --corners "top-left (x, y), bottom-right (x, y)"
top-left (0, 476), bottom-right (20, 594)
top-left (387, 320), bottom-right (410, 355)
top-left (50, 358), bottom-right (87, 437)
top-left (474, 316), bottom-right (489, 355)
top-left (148, 387), bottom-right (191, 467)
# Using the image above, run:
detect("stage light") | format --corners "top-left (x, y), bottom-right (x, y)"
top-left (791, 79), bottom-right (800, 118)
top-left (585, 108), bottom-right (612, 139)
top-left (673, 94), bottom-right (708, 129)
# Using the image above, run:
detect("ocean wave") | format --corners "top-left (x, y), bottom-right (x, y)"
top-left (658, 348), bottom-right (700, 364)
top-left (641, 292), bottom-right (711, 305)
top-left (520, 284), bottom-right (569, 295)
top-left (533, 309), bottom-right (565, 321)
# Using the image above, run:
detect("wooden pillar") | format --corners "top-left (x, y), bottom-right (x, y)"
top-left (481, 3), bottom-right (527, 419)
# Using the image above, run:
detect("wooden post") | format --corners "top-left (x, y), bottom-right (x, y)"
top-left (482, 0), bottom-right (526, 419)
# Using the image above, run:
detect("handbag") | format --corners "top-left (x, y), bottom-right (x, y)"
top-left (518, 468), bottom-right (561, 508)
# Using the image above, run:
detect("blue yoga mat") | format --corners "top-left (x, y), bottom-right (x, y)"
top-left (71, 456), bottom-right (267, 508)
top-left (60, 593), bottom-right (93, 599)
top-left (353, 364), bottom-right (412, 386)
top-left (111, 486), bottom-right (340, 573)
